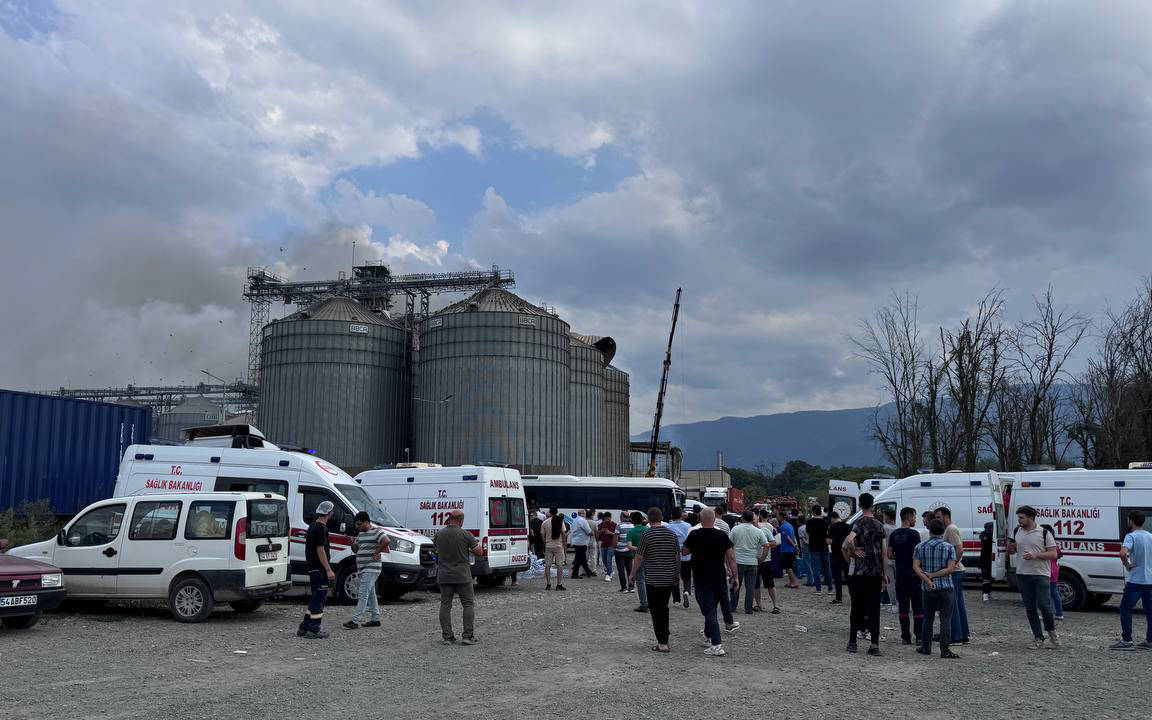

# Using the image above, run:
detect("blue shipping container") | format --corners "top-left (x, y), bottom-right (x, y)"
top-left (0, 390), bottom-right (152, 515)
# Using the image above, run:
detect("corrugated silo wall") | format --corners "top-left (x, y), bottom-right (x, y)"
top-left (603, 366), bottom-right (630, 475)
top-left (569, 341), bottom-right (605, 476)
top-left (415, 311), bottom-right (570, 473)
top-left (258, 317), bottom-right (407, 471)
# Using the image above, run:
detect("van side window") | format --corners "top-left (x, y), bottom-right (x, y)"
top-left (185, 501), bottom-right (235, 540)
top-left (129, 501), bottom-right (182, 541)
top-left (66, 504), bottom-right (127, 547)
top-left (301, 490), bottom-right (349, 524)
top-left (215, 477), bottom-right (289, 498)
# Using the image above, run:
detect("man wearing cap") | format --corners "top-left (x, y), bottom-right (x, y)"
top-left (434, 509), bottom-right (484, 645)
top-left (298, 501), bottom-right (336, 639)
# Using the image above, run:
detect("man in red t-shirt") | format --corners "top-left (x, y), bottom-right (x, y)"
top-left (597, 512), bottom-right (619, 582)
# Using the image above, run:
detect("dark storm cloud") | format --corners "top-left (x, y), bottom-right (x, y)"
top-left (3, 1), bottom-right (1152, 434)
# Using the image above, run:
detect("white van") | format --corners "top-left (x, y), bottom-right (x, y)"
top-left (11, 492), bottom-right (290, 622)
top-left (113, 425), bottom-right (435, 603)
top-left (848, 471), bottom-right (1009, 580)
top-left (356, 466), bottom-right (530, 587)
top-left (999, 468), bottom-right (1152, 611)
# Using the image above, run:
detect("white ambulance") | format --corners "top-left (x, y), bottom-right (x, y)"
top-left (113, 425), bottom-right (435, 603)
top-left (847, 471), bottom-right (1009, 580)
top-left (998, 468), bottom-right (1152, 611)
top-left (12, 491), bottom-right (290, 622)
top-left (355, 466), bottom-right (530, 586)
top-left (827, 479), bottom-right (860, 519)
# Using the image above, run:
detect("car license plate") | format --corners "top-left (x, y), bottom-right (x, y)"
top-left (258, 551), bottom-right (277, 561)
top-left (0, 595), bottom-right (36, 608)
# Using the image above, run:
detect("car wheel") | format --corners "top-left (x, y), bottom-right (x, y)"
top-left (169, 576), bottom-right (215, 623)
top-left (229, 600), bottom-right (263, 614)
top-left (333, 564), bottom-right (361, 605)
top-left (1, 612), bottom-right (40, 629)
top-left (1057, 570), bottom-right (1087, 612)
top-left (477, 574), bottom-right (507, 588)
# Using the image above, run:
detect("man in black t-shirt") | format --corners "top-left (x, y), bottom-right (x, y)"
top-left (827, 511), bottom-right (852, 604)
top-left (683, 508), bottom-right (740, 657)
top-left (806, 506), bottom-right (831, 594)
top-left (887, 506), bottom-right (925, 644)
top-left (297, 501), bottom-right (335, 639)
top-left (841, 493), bottom-right (888, 655)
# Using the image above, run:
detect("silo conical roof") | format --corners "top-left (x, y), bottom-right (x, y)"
top-left (571, 332), bottom-right (617, 367)
top-left (282, 296), bottom-right (397, 326)
top-left (437, 287), bottom-right (555, 317)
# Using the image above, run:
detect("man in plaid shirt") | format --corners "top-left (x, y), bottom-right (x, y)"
top-left (913, 519), bottom-right (960, 659)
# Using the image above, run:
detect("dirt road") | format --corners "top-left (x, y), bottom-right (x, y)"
top-left (0, 571), bottom-right (1144, 720)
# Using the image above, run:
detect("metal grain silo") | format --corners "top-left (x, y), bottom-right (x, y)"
top-left (154, 396), bottom-right (223, 443)
top-left (568, 335), bottom-right (605, 476)
top-left (258, 296), bottom-right (407, 472)
top-left (414, 288), bottom-right (570, 473)
top-left (603, 366), bottom-right (631, 475)
top-left (569, 333), bottom-right (617, 476)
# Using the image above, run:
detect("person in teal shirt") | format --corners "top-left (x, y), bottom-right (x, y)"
top-left (627, 511), bottom-right (650, 612)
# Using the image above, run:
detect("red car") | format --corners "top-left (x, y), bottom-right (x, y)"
top-left (0, 540), bottom-right (66, 629)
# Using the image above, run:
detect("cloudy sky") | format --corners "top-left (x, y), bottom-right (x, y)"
top-left (3, 1), bottom-right (1152, 433)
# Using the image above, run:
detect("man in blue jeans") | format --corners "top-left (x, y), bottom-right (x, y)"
top-left (806, 505), bottom-right (832, 594)
top-left (937, 507), bottom-right (971, 644)
top-left (1113, 510), bottom-right (1152, 650)
top-left (298, 501), bottom-right (336, 640)
top-left (684, 509), bottom-right (741, 657)
top-left (343, 511), bottom-right (389, 630)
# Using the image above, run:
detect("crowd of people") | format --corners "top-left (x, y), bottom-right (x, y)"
top-left (288, 494), bottom-right (1152, 658)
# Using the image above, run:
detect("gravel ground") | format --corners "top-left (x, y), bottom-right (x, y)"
top-left (1, 565), bottom-right (1146, 720)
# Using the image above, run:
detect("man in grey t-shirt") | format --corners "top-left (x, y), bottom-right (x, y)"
top-left (433, 510), bottom-right (483, 645)
top-left (1007, 505), bottom-right (1060, 648)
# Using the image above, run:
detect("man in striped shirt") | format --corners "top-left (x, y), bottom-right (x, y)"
top-left (630, 507), bottom-right (682, 653)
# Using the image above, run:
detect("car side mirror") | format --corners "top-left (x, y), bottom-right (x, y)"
top-left (56, 529), bottom-right (67, 546)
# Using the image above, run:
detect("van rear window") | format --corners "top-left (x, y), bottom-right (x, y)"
top-left (186, 501), bottom-right (234, 540)
top-left (489, 498), bottom-right (527, 529)
top-left (248, 499), bottom-right (289, 538)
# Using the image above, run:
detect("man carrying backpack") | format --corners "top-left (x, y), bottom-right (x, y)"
top-left (1007, 505), bottom-right (1061, 649)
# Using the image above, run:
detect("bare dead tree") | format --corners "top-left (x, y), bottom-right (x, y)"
top-left (936, 289), bottom-right (1009, 471)
top-left (985, 378), bottom-right (1027, 470)
top-left (1009, 287), bottom-right (1089, 466)
top-left (1113, 277), bottom-right (1152, 461)
top-left (850, 291), bottom-right (928, 477)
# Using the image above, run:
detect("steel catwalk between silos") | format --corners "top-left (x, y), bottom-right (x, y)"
top-left (603, 366), bottom-right (631, 475)
top-left (568, 334), bottom-right (606, 476)
top-left (414, 288), bottom-right (570, 474)
top-left (258, 297), bottom-right (407, 472)
top-left (154, 395), bottom-right (223, 443)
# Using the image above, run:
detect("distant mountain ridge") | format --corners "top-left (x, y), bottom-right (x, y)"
top-left (634, 406), bottom-right (891, 470)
